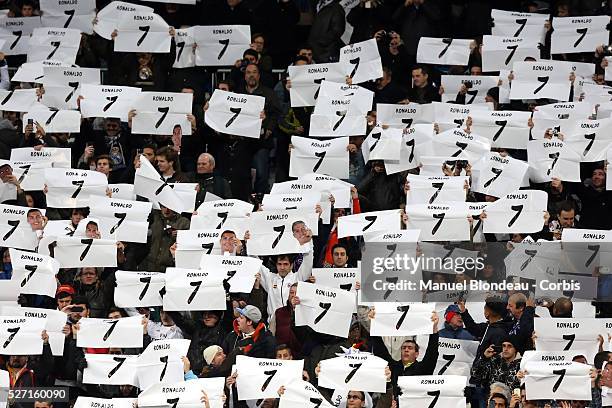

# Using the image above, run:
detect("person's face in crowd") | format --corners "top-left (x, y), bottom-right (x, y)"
top-left (592, 169), bottom-right (605, 188)
top-left (501, 342), bottom-right (517, 360)
top-left (218, 83), bottom-right (230, 92)
top-left (160, 205), bottom-right (175, 219)
top-left (220, 231), bottom-right (237, 253)
top-left (333, 208), bottom-right (346, 224)
top-left (332, 247), bottom-right (348, 267)
top-left (244, 54), bottom-right (258, 65)
top-left (165, 3), bottom-right (178, 13)
top-left (70, 303), bottom-right (88, 322)
top-left (108, 310), bottom-right (122, 320)
top-left (594, 74), bottom-right (606, 85)
top-left (292, 222), bottom-right (307, 242)
top-left (348, 323), bottom-right (361, 343)
top-left (160, 311), bottom-right (174, 326)
top-left (573, 356), bottom-right (587, 365)
top-left (237, 314), bottom-right (252, 333)
top-left (8, 355), bottom-right (27, 368)
top-left (119, 385), bottom-right (133, 396)
top-left (481, 264), bottom-right (494, 279)
top-left (34, 402), bottom-right (52, 408)
top-left (411, 68), bottom-right (428, 88)
top-left (298, 48), bottom-right (313, 64)
top-left (507, 299), bottom-right (523, 319)
top-left (156, 155), bottom-right (173, 174)
top-left (85, 222), bottom-right (100, 239)
top-left (142, 147), bottom-right (155, 162)
top-left (276, 257), bottom-right (292, 278)
top-left (558, 209), bottom-right (575, 228)
top-left (105, 119), bottom-right (121, 137)
top-left (2, 249), bottom-right (10, 265)
top-left (227, 0), bottom-right (241, 7)
top-left (172, 126), bottom-right (182, 139)
top-left (136, 307), bottom-right (151, 319)
top-left (490, 396), bottom-right (507, 408)
top-left (294, 59), bottom-right (307, 67)
top-left (80, 267), bottom-right (98, 285)
top-left (449, 313), bottom-right (463, 329)
top-left (276, 348), bottom-right (292, 360)
top-left (432, 273), bottom-right (446, 284)
top-left (202, 312), bottom-right (219, 327)
top-left (71, 210), bottom-right (85, 226)
top-left (251, 36), bottom-right (264, 53)
top-left (521, 388), bottom-right (537, 408)
top-left (21, 4), bottom-right (33, 16)
top-left (27, 210), bottom-right (44, 230)
top-left (96, 158), bottom-right (111, 176)
top-left (401, 341), bottom-right (419, 363)
top-left (349, 136), bottom-right (364, 149)
top-left (245, 65), bottom-right (260, 88)
top-left (511, 234), bottom-right (523, 243)
top-left (25, 194), bottom-right (35, 208)
top-left (346, 392), bottom-right (365, 408)
top-left (57, 295), bottom-right (72, 310)
top-left (372, 161), bottom-right (385, 173)
top-left (211, 348), bottom-right (226, 367)
top-left (557, 4), bottom-right (569, 16)
top-left (181, 88), bottom-right (194, 95)
top-left (470, 66), bottom-right (482, 76)
top-left (287, 285), bottom-right (297, 307)
top-left (137, 53), bottom-right (153, 66)
top-left (601, 362), bottom-right (612, 388)
top-left (197, 155), bottom-right (214, 174)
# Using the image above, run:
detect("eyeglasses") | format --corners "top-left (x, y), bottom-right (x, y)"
top-left (347, 395), bottom-right (362, 400)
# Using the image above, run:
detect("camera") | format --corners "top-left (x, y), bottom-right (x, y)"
top-left (603, 44), bottom-right (612, 56)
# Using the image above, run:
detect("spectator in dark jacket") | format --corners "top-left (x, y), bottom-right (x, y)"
top-left (392, 0), bottom-right (441, 59)
top-left (458, 297), bottom-right (511, 361)
top-left (308, 0), bottom-right (345, 62)
top-left (406, 65), bottom-right (441, 104)
top-left (357, 161), bottom-right (404, 212)
top-left (191, 153), bottom-right (232, 208)
top-left (222, 305), bottom-right (276, 359)
top-left (372, 312), bottom-right (440, 397)
top-left (439, 304), bottom-right (476, 340)
top-left (506, 293), bottom-right (535, 353)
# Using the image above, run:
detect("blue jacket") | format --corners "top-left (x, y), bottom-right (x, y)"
top-left (439, 322), bottom-right (476, 341)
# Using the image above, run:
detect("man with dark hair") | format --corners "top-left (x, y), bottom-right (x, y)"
top-left (489, 393), bottom-right (508, 408)
top-left (458, 297), bottom-right (510, 359)
top-left (95, 154), bottom-right (114, 181)
top-left (331, 243), bottom-right (349, 268)
top-left (406, 65), bottom-right (440, 104)
top-left (155, 146), bottom-right (186, 182)
top-left (551, 296), bottom-right (573, 318)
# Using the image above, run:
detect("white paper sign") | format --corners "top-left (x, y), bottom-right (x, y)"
top-left (247, 209), bottom-right (318, 256)
top-left (510, 61), bottom-right (574, 101)
top-left (114, 270), bottom-right (164, 308)
top-left (193, 25), bottom-right (251, 66)
top-left (53, 237), bottom-right (118, 268)
top-left (204, 89), bottom-right (265, 139)
top-left (114, 12), bottom-right (170, 53)
top-left (311, 268), bottom-right (359, 292)
top-left (77, 315), bottom-right (143, 348)
top-left (550, 15), bottom-right (610, 54)
top-left (163, 267), bottom-right (226, 311)
top-left (199, 254), bottom-right (261, 294)
top-left (80, 85), bottom-right (141, 121)
top-left (471, 153), bottom-right (529, 198)
top-left (134, 156), bottom-right (185, 213)
top-left (318, 353), bottom-right (387, 393)
top-left (339, 39), bottom-right (383, 84)
top-left (83, 354), bottom-right (138, 386)
top-left (139, 378), bottom-right (225, 408)
top-left (9, 248), bottom-right (60, 298)
top-left (94, 1), bottom-right (153, 40)
top-left (294, 282), bottom-right (355, 338)
top-left (337, 209), bottom-right (401, 239)
top-left (481, 35), bottom-right (540, 72)
top-left (0, 17), bottom-right (42, 55)
top-left (371, 303), bottom-right (435, 336)
top-left (137, 338), bottom-right (190, 389)
top-left (397, 375), bottom-right (467, 408)
top-left (384, 124), bottom-right (435, 174)
top-left (441, 75), bottom-right (499, 104)
top-left (290, 136), bottom-right (349, 179)
top-left (288, 62), bottom-right (346, 107)
top-left (44, 168), bottom-right (108, 208)
top-left (405, 203), bottom-right (470, 241)
top-left (0, 88), bottom-right (37, 112)
top-left (491, 9), bottom-right (547, 39)
top-left (173, 28), bottom-right (195, 69)
top-left (483, 190), bottom-right (547, 233)
top-left (524, 361), bottom-right (592, 400)
top-left (527, 139), bottom-right (581, 183)
top-left (468, 110), bottom-right (531, 149)
top-left (417, 37), bottom-right (472, 66)
top-left (28, 27), bottom-right (80, 64)
top-left (235, 356), bottom-right (303, 400)
top-left (0, 316), bottom-right (45, 355)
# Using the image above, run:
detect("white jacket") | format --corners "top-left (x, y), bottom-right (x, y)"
top-left (259, 250), bottom-right (313, 320)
